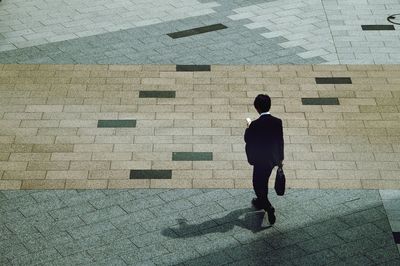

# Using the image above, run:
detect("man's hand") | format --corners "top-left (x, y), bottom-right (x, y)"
top-left (246, 118), bottom-right (251, 128)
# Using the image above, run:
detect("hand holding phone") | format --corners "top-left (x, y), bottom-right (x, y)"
top-left (246, 118), bottom-right (251, 127)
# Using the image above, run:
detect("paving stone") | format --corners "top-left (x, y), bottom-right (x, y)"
top-left (12, 247), bottom-right (62, 266)
top-left (366, 245), bottom-right (400, 263)
top-left (79, 205), bottom-right (127, 224)
top-left (129, 229), bottom-right (178, 248)
top-left (67, 221), bottom-right (116, 240)
top-left (42, 252), bottom-right (94, 266)
top-left (158, 189), bottom-right (203, 202)
top-left (336, 223), bottom-right (385, 242)
top-left (34, 216), bottom-right (85, 237)
top-left (187, 189), bottom-right (232, 206)
top-left (368, 231), bottom-right (398, 253)
top-left (49, 202), bottom-right (96, 221)
top-left (292, 249), bottom-right (340, 266)
top-left (381, 258), bottom-right (400, 266)
top-left (19, 198), bottom-right (67, 217)
top-left (267, 228), bottom-right (314, 249)
top-left (151, 248), bottom-right (199, 265)
top-left (315, 77), bottom-right (352, 84)
top-left (303, 216), bottom-right (349, 237)
top-left (139, 211), bottom-right (185, 232)
top-left (168, 24), bottom-right (228, 39)
top-left (30, 190), bottom-right (67, 202)
top-left (130, 170), bottom-right (172, 180)
top-left (298, 233), bottom-right (346, 254)
top-left (113, 221), bottom-right (148, 237)
top-left (119, 195), bottom-right (165, 213)
top-left (110, 212), bottom-right (153, 237)
top-left (148, 198), bottom-right (195, 216)
top-left (139, 91), bottom-right (176, 98)
top-left (87, 256), bottom-right (127, 266)
top-left (58, 190), bottom-right (106, 205)
top-left (171, 215), bottom-right (221, 236)
top-left (86, 238), bottom-right (136, 262)
top-left (172, 152), bottom-right (213, 161)
top-left (340, 208), bottom-right (385, 227)
top-left (361, 25), bottom-right (396, 31)
top-left (301, 97), bottom-right (340, 105)
top-left (179, 201), bottom-right (225, 221)
top-left (54, 234), bottom-right (106, 257)
top-left (0, 242), bottom-right (29, 261)
top-left (97, 120), bottom-right (136, 128)
top-left (4, 218), bottom-right (42, 237)
top-left (331, 238), bottom-right (378, 259)
top-left (185, 250), bottom-right (234, 265)
top-left (119, 243), bottom-right (170, 264)
top-left (89, 191), bottom-right (134, 209)
top-left (326, 255), bottom-right (374, 266)
top-left (176, 65), bottom-right (211, 71)
top-left (0, 194), bottom-right (37, 212)
top-left (0, 209), bottom-right (24, 224)
top-left (21, 231), bottom-right (72, 254)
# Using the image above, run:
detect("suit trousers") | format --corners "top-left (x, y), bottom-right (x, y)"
top-left (252, 164), bottom-right (273, 211)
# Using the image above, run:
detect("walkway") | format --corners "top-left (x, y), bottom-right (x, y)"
top-left (1, 0), bottom-right (399, 264)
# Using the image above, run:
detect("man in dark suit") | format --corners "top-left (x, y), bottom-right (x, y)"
top-left (244, 94), bottom-right (284, 225)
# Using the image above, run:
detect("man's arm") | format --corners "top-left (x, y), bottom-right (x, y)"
top-left (279, 119), bottom-right (284, 163)
top-left (244, 123), bottom-right (253, 143)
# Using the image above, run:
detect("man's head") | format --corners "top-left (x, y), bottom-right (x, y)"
top-left (254, 94), bottom-right (271, 114)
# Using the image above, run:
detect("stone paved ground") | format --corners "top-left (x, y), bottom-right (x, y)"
top-left (1, 64), bottom-right (400, 190)
top-left (1, 0), bottom-right (400, 264)
top-left (1, 188), bottom-right (399, 265)
top-left (0, 0), bottom-right (399, 64)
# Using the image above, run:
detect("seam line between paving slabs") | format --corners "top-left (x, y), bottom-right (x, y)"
top-left (320, 0), bottom-right (341, 64)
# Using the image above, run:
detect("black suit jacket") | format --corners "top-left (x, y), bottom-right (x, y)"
top-left (244, 114), bottom-right (284, 166)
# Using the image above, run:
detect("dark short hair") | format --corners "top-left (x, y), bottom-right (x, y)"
top-left (254, 94), bottom-right (271, 113)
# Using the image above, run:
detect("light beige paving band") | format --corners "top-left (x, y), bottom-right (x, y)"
top-left (0, 64), bottom-right (399, 190)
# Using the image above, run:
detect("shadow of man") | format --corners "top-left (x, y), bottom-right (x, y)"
top-left (162, 207), bottom-right (272, 239)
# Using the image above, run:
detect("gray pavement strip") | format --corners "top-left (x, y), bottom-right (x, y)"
top-left (167, 24), bottom-right (228, 39)
top-left (176, 65), bottom-right (211, 71)
top-left (139, 91), bottom-right (176, 98)
top-left (97, 120), bottom-right (136, 128)
top-left (315, 77), bottom-right (352, 84)
top-left (130, 170), bottom-right (172, 179)
top-left (1, 188), bottom-right (399, 265)
top-left (361, 25), bottom-right (395, 31)
top-left (301, 97), bottom-right (340, 105)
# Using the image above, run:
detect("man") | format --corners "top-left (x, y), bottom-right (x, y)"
top-left (244, 94), bottom-right (284, 225)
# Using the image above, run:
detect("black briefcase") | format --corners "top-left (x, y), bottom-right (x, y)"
top-left (274, 166), bottom-right (285, 196)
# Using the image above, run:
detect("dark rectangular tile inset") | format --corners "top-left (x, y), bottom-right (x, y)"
top-left (302, 98), bottom-right (340, 105)
top-left (315, 77), bottom-right (352, 84)
top-left (172, 152), bottom-right (213, 161)
top-left (176, 65), bottom-right (211, 72)
top-left (393, 232), bottom-right (400, 244)
top-left (97, 120), bottom-right (136, 128)
top-left (167, 23), bottom-right (227, 39)
top-left (361, 25), bottom-right (395, 31)
top-left (139, 91), bottom-right (176, 98)
top-left (130, 170), bottom-right (172, 179)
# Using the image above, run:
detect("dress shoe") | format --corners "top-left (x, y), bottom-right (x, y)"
top-left (266, 207), bottom-right (276, 225)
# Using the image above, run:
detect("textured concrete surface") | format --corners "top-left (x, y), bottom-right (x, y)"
top-left (0, 0), bottom-right (399, 64)
top-left (1, 64), bottom-right (400, 190)
top-left (1, 188), bottom-right (399, 265)
top-left (1, 0), bottom-right (400, 263)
